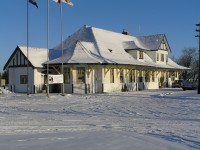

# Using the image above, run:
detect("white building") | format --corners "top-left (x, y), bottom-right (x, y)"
top-left (3, 25), bottom-right (188, 94)
top-left (3, 46), bottom-right (47, 93)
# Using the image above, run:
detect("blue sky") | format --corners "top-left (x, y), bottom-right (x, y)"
top-left (0, 0), bottom-right (200, 72)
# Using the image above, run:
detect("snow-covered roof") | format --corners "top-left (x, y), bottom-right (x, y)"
top-left (48, 25), bottom-right (185, 70)
top-left (3, 46), bottom-right (48, 70)
top-left (4, 25), bottom-right (187, 71)
top-left (143, 54), bottom-right (190, 70)
top-left (136, 34), bottom-right (165, 50)
top-left (19, 46), bottom-right (48, 68)
top-left (48, 41), bottom-right (100, 64)
top-left (122, 35), bottom-right (165, 51)
top-left (49, 26), bottom-right (150, 66)
top-left (167, 58), bottom-right (190, 70)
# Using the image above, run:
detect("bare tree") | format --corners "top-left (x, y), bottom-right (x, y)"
top-left (170, 55), bottom-right (176, 61)
top-left (176, 48), bottom-right (198, 80)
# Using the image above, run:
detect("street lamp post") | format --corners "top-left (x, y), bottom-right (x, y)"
top-left (195, 23), bottom-right (200, 94)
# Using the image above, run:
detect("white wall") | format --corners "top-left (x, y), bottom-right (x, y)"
top-left (127, 50), bottom-right (137, 59)
top-left (144, 82), bottom-right (159, 89)
top-left (127, 49), bottom-right (169, 65)
top-left (33, 68), bottom-right (45, 93)
top-left (103, 83), bottom-right (122, 92)
top-left (102, 66), bottom-right (138, 92)
top-left (156, 50), bottom-right (168, 65)
top-left (9, 67), bottom-right (34, 93)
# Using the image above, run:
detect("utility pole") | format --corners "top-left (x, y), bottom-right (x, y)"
top-left (195, 23), bottom-right (200, 94)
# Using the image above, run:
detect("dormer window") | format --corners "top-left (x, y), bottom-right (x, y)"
top-left (139, 51), bottom-right (144, 59)
top-left (161, 54), bottom-right (164, 62)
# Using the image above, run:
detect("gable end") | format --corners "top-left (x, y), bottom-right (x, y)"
top-left (3, 46), bottom-right (34, 71)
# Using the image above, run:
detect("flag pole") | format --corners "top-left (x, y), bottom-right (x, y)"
top-left (47, 0), bottom-right (50, 97)
top-left (60, 2), bottom-right (65, 96)
top-left (27, 0), bottom-right (30, 95)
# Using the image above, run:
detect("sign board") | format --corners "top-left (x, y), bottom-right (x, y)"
top-left (48, 74), bottom-right (63, 84)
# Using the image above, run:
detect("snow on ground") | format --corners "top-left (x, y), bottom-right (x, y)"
top-left (0, 88), bottom-right (199, 150)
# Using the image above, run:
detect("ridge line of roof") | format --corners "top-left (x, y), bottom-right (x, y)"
top-left (18, 45), bottom-right (47, 50)
top-left (135, 34), bottom-right (165, 38)
top-left (77, 41), bottom-right (100, 62)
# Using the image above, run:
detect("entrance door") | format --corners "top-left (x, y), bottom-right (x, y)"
top-left (95, 66), bottom-right (103, 93)
top-left (160, 76), bottom-right (164, 88)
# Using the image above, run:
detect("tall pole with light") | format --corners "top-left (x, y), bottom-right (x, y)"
top-left (27, 0), bottom-right (38, 95)
top-left (27, 0), bottom-right (29, 95)
top-left (47, 0), bottom-right (50, 97)
top-left (52, 0), bottom-right (73, 96)
top-left (60, 2), bottom-right (65, 96)
top-left (195, 23), bottom-right (200, 94)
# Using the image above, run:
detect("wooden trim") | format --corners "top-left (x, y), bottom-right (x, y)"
top-left (125, 68), bottom-right (130, 76)
top-left (116, 67), bottom-right (123, 77)
top-left (87, 65), bottom-right (95, 77)
top-left (52, 66), bottom-right (61, 74)
top-left (156, 71), bottom-right (160, 76)
top-left (70, 65), bottom-right (74, 79)
top-left (3, 46), bottom-right (35, 70)
top-left (104, 65), bottom-right (111, 77)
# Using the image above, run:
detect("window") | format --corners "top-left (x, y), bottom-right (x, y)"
top-left (129, 69), bottom-right (135, 83)
top-left (110, 68), bottom-right (114, 83)
top-left (20, 75), bottom-right (28, 84)
top-left (138, 71), bottom-right (143, 82)
top-left (129, 69), bottom-right (132, 83)
top-left (120, 69), bottom-right (124, 83)
top-left (24, 57), bottom-right (26, 65)
top-left (64, 67), bottom-right (70, 84)
top-left (20, 53), bottom-right (22, 65)
top-left (156, 53), bottom-right (159, 61)
top-left (152, 71), bottom-right (155, 82)
top-left (145, 72), bottom-right (150, 82)
top-left (166, 54), bottom-right (168, 62)
top-left (139, 51), bottom-right (143, 59)
top-left (13, 58), bottom-right (15, 66)
top-left (42, 74), bottom-right (47, 84)
top-left (161, 54), bottom-right (164, 62)
top-left (175, 72), bottom-right (178, 78)
top-left (16, 53), bottom-right (18, 65)
top-left (77, 67), bottom-right (85, 83)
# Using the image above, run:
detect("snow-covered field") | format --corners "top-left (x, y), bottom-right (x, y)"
top-left (0, 88), bottom-right (199, 150)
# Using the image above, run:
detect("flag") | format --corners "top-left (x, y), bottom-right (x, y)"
top-left (53, 0), bottom-right (73, 6)
top-left (29, 0), bottom-right (38, 8)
